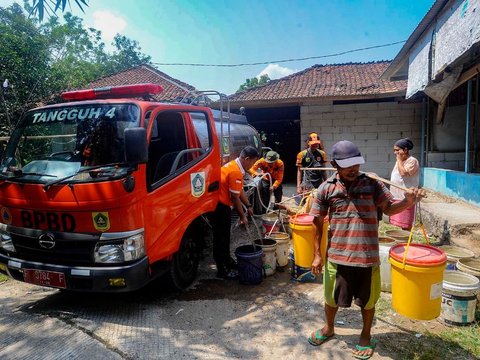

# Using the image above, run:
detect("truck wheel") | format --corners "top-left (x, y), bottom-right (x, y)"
top-left (170, 232), bottom-right (199, 290)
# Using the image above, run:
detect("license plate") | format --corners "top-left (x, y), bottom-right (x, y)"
top-left (23, 269), bottom-right (66, 289)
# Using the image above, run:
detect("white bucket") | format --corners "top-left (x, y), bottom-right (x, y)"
top-left (456, 258), bottom-right (480, 308)
top-left (254, 239), bottom-right (277, 276)
top-left (261, 213), bottom-right (281, 236)
top-left (379, 236), bottom-right (398, 293)
top-left (441, 270), bottom-right (480, 326)
top-left (266, 232), bottom-right (290, 267)
top-left (438, 245), bottom-right (476, 270)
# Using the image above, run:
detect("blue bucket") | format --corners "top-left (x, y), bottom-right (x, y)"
top-left (235, 245), bottom-right (264, 285)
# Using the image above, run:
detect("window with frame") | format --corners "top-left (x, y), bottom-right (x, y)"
top-left (147, 110), bottom-right (211, 186)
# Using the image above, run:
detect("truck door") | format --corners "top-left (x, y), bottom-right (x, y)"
top-left (142, 108), bottom-right (219, 262)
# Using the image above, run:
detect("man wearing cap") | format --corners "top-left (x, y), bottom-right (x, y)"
top-left (248, 151), bottom-right (285, 212)
top-left (211, 146), bottom-right (259, 280)
top-left (307, 140), bottom-right (425, 359)
top-left (296, 132), bottom-right (328, 195)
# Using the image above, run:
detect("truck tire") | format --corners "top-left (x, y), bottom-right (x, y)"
top-left (169, 231), bottom-right (199, 290)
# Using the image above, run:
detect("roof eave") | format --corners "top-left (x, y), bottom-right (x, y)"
top-left (228, 90), bottom-right (407, 108)
top-left (381, 0), bottom-right (450, 81)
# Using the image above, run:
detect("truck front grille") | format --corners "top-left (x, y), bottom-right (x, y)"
top-left (10, 231), bottom-right (99, 266)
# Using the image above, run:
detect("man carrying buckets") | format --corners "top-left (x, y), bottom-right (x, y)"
top-left (307, 140), bottom-right (425, 359)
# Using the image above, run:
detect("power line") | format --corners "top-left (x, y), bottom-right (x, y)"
top-left (152, 40), bottom-right (406, 67)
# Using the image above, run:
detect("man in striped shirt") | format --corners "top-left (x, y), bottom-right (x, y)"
top-left (307, 140), bottom-right (425, 359)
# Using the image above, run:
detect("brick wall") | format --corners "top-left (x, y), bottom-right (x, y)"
top-left (300, 101), bottom-right (422, 178)
top-left (427, 152), bottom-right (465, 171)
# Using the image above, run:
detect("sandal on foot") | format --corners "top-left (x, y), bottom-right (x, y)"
top-left (352, 339), bottom-right (377, 359)
top-left (307, 329), bottom-right (334, 346)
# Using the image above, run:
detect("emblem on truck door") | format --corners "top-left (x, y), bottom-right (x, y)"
top-left (38, 232), bottom-right (56, 249)
top-left (191, 172), bottom-right (206, 197)
top-left (92, 212), bottom-right (110, 231)
top-left (1, 207), bottom-right (12, 225)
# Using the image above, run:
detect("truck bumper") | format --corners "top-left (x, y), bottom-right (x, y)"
top-left (0, 253), bottom-right (152, 292)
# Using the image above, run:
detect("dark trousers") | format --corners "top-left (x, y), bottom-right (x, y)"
top-left (211, 202), bottom-right (232, 269)
top-left (260, 180), bottom-right (283, 212)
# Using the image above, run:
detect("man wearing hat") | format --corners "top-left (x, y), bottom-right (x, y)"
top-left (307, 140), bottom-right (426, 359)
top-left (248, 150), bottom-right (284, 212)
top-left (296, 132), bottom-right (328, 195)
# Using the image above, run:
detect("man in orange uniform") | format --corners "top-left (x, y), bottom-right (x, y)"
top-left (248, 151), bottom-right (284, 212)
top-left (211, 146), bottom-right (259, 279)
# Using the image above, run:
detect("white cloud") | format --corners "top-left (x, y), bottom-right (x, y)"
top-left (92, 10), bottom-right (127, 42)
top-left (257, 64), bottom-right (296, 80)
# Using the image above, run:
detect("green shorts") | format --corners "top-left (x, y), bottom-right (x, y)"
top-left (323, 260), bottom-right (380, 310)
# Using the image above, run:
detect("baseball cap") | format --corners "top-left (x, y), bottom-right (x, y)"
top-left (308, 132), bottom-right (321, 146)
top-left (265, 151), bottom-right (279, 163)
top-left (331, 140), bottom-right (365, 168)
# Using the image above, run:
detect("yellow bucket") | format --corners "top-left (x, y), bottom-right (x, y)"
top-left (290, 214), bottom-right (328, 268)
top-left (389, 244), bottom-right (447, 320)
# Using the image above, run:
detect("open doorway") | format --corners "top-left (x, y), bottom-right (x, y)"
top-left (243, 106), bottom-right (300, 183)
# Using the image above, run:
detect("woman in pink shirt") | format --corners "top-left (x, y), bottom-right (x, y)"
top-left (389, 138), bottom-right (420, 230)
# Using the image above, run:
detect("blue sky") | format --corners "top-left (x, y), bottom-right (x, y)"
top-left (1, 0), bottom-right (434, 94)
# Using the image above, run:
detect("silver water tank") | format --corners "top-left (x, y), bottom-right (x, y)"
top-left (192, 110), bottom-right (263, 161)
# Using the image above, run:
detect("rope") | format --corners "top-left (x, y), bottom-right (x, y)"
top-left (401, 200), bottom-right (429, 269)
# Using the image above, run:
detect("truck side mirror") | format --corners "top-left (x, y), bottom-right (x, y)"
top-left (124, 128), bottom-right (148, 164)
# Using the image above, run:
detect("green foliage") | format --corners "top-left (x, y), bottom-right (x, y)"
top-left (105, 35), bottom-right (151, 75)
top-left (0, 3), bottom-right (51, 134)
top-left (30, 0), bottom-right (88, 22)
top-left (0, 3), bottom-right (151, 137)
top-left (237, 74), bottom-right (270, 92)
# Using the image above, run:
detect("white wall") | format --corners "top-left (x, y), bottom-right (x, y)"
top-left (406, 0), bottom-right (480, 98)
top-left (300, 101), bottom-right (422, 179)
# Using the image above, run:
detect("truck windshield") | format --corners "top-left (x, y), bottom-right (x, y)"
top-left (0, 104), bottom-right (140, 183)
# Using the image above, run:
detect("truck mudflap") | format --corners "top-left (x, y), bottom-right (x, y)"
top-left (0, 254), bottom-right (151, 292)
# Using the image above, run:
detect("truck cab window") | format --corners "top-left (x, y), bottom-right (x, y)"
top-left (148, 111), bottom-right (211, 186)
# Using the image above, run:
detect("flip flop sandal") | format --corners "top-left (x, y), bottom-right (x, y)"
top-left (307, 329), bottom-right (334, 346)
top-left (352, 339), bottom-right (377, 359)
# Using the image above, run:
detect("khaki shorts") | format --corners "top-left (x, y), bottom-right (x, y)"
top-left (323, 260), bottom-right (380, 310)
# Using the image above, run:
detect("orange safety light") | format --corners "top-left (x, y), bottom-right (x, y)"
top-left (61, 83), bottom-right (163, 101)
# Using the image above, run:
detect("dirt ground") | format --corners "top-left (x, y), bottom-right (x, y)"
top-left (1, 213), bottom-right (478, 359)
top-left (203, 216), bottom-right (480, 360)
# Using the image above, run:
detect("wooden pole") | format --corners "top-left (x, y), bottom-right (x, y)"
top-left (300, 167), bottom-right (336, 171)
top-left (362, 172), bottom-right (410, 192)
top-left (298, 168), bottom-right (426, 197)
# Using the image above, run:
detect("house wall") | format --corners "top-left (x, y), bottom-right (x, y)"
top-left (406, 28), bottom-right (433, 98)
top-left (426, 152), bottom-right (465, 171)
top-left (406, 0), bottom-right (480, 98)
top-left (433, 0), bottom-right (480, 76)
top-left (300, 101), bottom-right (422, 179)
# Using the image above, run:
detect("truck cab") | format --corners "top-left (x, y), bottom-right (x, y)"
top-left (0, 84), bottom-right (261, 292)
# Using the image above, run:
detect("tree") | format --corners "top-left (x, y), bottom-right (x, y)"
top-left (0, 3), bottom-right (51, 134)
top-left (0, 3), bottom-right (151, 137)
top-left (237, 74), bottom-right (270, 92)
top-left (104, 35), bottom-right (152, 75)
top-left (30, 0), bottom-right (88, 22)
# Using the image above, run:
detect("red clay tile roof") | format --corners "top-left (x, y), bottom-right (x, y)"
top-left (88, 64), bottom-right (196, 101)
top-left (229, 61), bottom-right (407, 105)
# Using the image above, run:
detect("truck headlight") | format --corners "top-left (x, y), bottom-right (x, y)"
top-left (0, 231), bottom-right (15, 253)
top-left (94, 233), bottom-right (145, 263)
